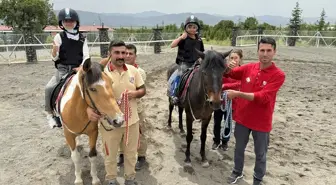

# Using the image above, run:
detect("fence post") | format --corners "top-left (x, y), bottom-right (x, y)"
top-left (22, 26), bottom-right (37, 63)
top-left (257, 26), bottom-right (264, 44)
top-left (231, 26), bottom-right (239, 46)
top-left (152, 25), bottom-right (163, 54)
top-left (97, 23), bottom-right (110, 58)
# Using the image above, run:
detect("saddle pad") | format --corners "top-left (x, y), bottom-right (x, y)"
top-left (50, 70), bottom-right (76, 112)
top-left (177, 65), bottom-right (200, 103)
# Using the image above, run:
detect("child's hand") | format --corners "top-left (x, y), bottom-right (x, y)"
top-left (180, 32), bottom-right (187, 40)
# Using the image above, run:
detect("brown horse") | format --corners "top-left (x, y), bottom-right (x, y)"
top-left (167, 49), bottom-right (231, 169)
top-left (55, 58), bottom-right (124, 185)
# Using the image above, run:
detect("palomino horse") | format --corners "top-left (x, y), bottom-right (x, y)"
top-left (54, 58), bottom-right (124, 185)
top-left (167, 49), bottom-right (231, 168)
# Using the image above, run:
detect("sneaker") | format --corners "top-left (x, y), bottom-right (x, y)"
top-left (212, 142), bottom-right (221, 150)
top-left (227, 171), bottom-right (243, 184)
top-left (253, 177), bottom-right (263, 185)
top-left (135, 157), bottom-right (146, 171)
top-left (125, 179), bottom-right (138, 185)
top-left (221, 141), bottom-right (228, 151)
top-left (117, 154), bottom-right (124, 167)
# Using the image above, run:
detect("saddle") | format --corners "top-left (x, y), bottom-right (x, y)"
top-left (50, 70), bottom-right (77, 114)
top-left (176, 63), bottom-right (200, 104)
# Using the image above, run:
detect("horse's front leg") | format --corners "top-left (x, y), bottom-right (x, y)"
top-left (178, 106), bottom-right (185, 134)
top-left (88, 130), bottom-right (100, 185)
top-left (200, 117), bottom-right (211, 168)
top-left (65, 132), bottom-right (83, 184)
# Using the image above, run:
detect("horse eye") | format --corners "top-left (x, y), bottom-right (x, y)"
top-left (89, 88), bottom-right (97, 92)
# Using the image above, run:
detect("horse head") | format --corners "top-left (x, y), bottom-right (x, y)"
top-left (79, 58), bottom-right (124, 127)
top-left (195, 48), bottom-right (231, 110)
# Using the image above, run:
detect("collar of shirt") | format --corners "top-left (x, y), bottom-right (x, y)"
top-left (65, 32), bottom-right (80, 40)
top-left (108, 62), bottom-right (128, 72)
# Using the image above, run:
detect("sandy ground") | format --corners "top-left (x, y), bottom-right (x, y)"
top-left (0, 45), bottom-right (336, 185)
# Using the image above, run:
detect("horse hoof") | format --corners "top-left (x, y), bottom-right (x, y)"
top-left (180, 130), bottom-right (185, 134)
top-left (202, 161), bottom-right (210, 168)
top-left (183, 162), bottom-right (195, 174)
top-left (92, 181), bottom-right (101, 185)
top-left (184, 162), bottom-right (192, 167)
top-left (74, 180), bottom-right (83, 185)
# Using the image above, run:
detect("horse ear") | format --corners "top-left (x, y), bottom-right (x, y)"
top-left (221, 49), bottom-right (233, 58)
top-left (82, 58), bottom-right (91, 72)
top-left (195, 48), bottom-right (205, 59)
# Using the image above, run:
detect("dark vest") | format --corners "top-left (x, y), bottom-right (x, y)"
top-left (55, 31), bottom-right (85, 67)
top-left (176, 35), bottom-right (204, 64)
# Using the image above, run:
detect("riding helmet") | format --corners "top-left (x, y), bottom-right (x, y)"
top-left (184, 15), bottom-right (200, 31)
top-left (57, 8), bottom-right (80, 33)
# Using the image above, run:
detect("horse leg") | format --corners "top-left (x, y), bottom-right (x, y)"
top-left (167, 98), bottom-right (174, 128)
top-left (200, 118), bottom-right (211, 168)
top-left (87, 131), bottom-right (100, 185)
top-left (184, 112), bottom-right (193, 166)
top-left (178, 106), bottom-right (185, 133)
top-left (65, 132), bottom-right (83, 184)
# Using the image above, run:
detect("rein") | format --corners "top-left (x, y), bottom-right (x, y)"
top-left (220, 91), bottom-right (233, 139)
top-left (186, 66), bottom-right (210, 122)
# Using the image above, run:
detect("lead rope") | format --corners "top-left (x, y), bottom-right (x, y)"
top-left (220, 91), bottom-right (233, 139)
top-left (117, 90), bottom-right (132, 146)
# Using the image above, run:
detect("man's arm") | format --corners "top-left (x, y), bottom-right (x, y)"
top-left (132, 69), bottom-right (146, 98)
top-left (99, 57), bottom-right (110, 68)
top-left (229, 72), bottom-right (285, 103)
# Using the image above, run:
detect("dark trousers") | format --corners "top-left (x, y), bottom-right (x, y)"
top-left (233, 123), bottom-right (270, 180)
top-left (213, 109), bottom-right (231, 144)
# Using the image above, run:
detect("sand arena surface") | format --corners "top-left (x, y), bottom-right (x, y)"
top-left (0, 46), bottom-right (335, 185)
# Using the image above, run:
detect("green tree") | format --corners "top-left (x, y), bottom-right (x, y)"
top-left (0, 0), bottom-right (57, 32)
top-left (289, 1), bottom-right (303, 30)
top-left (243, 17), bottom-right (258, 30)
top-left (317, 8), bottom-right (326, 31)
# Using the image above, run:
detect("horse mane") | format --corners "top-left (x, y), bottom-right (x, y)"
top-left (200, 50), bottom-right (226, 71)
top-left (84, 62), bottom-right (103, 86)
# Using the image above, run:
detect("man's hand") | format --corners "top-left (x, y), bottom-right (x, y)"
top-left (87, 107), bottom-right (102, 122)
top-left (127, 90), bottom-right (138, 99)
top-left (226, 90), bottom-right (239, 100)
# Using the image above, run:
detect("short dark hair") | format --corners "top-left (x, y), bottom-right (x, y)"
top-left (126, 44), bottom-right (137, 55)
top-left (258, 37), bottom-right (276, 50)
top-left (109, 40), bottom-right (126, 51)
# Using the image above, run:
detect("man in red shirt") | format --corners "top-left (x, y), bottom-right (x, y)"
top-left (225, 37), bottom-right (285, 185)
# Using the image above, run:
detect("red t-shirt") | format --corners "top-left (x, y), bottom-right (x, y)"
top-left (226, 62), bottom-right (285, 132)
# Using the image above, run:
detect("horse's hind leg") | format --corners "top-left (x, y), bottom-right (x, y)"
top-left (184, 113), bottom-right (193, 165)
top-left (200, 118), bottom-right (211, 168)
top-left (167, 98), bottom-right (174, 128)
top-left (65, 133), bottom-right (83, 184)
top-left (88, 130), bottom-right (100, 185)
top-left (178, 106), bottom-right (185, 133)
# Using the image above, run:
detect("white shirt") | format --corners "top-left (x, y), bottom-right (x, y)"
top-left (51, 32), bottom-right (90, 65)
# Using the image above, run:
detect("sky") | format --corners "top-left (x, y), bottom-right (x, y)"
top-left (51, 0), bottom-right (336, 18)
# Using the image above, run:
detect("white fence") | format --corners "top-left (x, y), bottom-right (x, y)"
top-left (236, 31), bottom-right (336, 48)
top-left (0, 32), bottom-right (180, 64)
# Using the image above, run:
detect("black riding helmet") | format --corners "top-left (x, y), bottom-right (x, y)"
top-left (184, 15), bottom-right (200, 32)
top-left (58, 8), bottom-right (80, 34)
